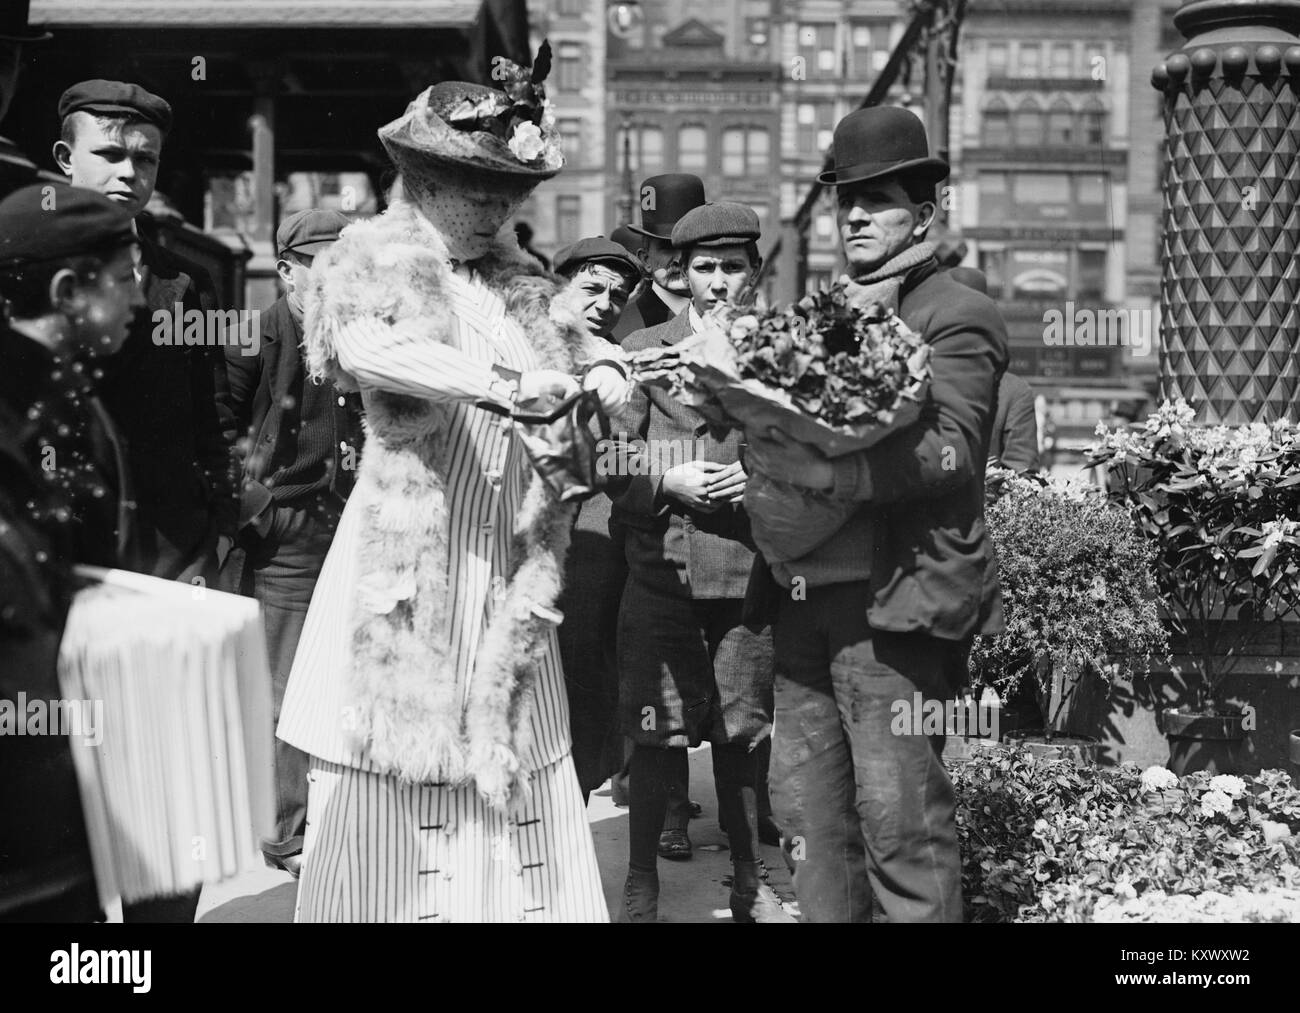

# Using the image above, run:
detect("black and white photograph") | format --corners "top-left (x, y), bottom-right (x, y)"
top-left (0, 0), bottom-right (1298, 984)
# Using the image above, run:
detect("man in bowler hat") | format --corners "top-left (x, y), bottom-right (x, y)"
top-left (745, 106), bottom-right (1009, 922)
top-left (221, 209), bottom-right (365, 877)
top-left (0, 0), bottom-right (53, 198)
top-left (613, 172), bottom-right (707, 341)
top-left (54, 80), bottom-right (237, 587)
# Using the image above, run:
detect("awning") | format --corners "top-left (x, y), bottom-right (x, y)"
top-left (30, 0), bottom-right (482, 29)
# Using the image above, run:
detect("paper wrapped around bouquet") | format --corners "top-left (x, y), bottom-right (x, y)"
top-left (630, 326), bottom-right (929, 458)
top-left (57, 566), bottom-right (274, 912)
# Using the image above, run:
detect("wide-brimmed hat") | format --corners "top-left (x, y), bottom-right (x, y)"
top-left (627, 173), bottom-right (706, 240)
top-left (817, 106), bottom-right (949, 187)
top-left (0, 0), bottom-right (51, 42)
top-left (379, 70), bottom-right (562, 188)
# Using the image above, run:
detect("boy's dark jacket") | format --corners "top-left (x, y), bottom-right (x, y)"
top-left (749, 258), bottom-right (1008, 641)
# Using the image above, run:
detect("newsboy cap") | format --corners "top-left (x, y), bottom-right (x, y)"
top-left (553, 236), bottom-right (643, 283)
top-left (277, 209), bottom-right (351, 257)
top-left (670, 201), bottom-right (761, 249)
top-left (818, 106), bottom-right (948, 188)
top-left (58, 80), bottom-right (173, 134)
top-left (0, 184), bottom-right (135, 269)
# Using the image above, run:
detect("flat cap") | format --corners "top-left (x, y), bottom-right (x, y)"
top-left (58, 80), bottom-right (173, 134)
top-left (277, 209), bottom-right (351, 257)
top-left (554, 236), bottom-right (643, 283)
top-left (671, 201), bottom-right (761, 249)
top-left (0, 184), bottom-right (135, 269)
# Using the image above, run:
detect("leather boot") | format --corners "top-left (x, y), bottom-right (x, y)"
top-left (616, 866), bottom-right (659, 923)
top-left (729, 861), bottom-right (797, 924)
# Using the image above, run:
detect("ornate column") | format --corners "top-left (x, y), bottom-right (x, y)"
top-left (1151, 0), bottom-right (1300, 424)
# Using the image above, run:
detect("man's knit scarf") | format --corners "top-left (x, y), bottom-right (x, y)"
top-left (842, 240), bottom-right (938, 311)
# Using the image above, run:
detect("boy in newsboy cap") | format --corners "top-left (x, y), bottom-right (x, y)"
top-left (744, 105), bottom-right (1010, 923)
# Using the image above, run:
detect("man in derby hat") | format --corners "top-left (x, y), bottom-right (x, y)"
top-left (745, 105), bottom-right (1009, 923)
top-left (0, 0), bottom-right (54, 199)
top-left (609, 201), bottom-right (794, 923)
top-left (54, 80), bottom-right (237, 591)
top-left (612, 172), bottom-right (707, 341)
top-left (277, 61), bottom-right (630, 922)
top-left (221, 209), bottom-right (366, 879)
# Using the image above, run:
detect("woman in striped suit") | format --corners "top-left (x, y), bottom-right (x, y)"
top-left (275, 66), bottom-right (631, 922)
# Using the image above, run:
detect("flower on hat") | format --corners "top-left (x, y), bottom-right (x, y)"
top-left (508, 121), bottom-right (546, 164)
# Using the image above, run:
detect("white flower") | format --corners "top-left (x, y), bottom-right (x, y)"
top-left (1208, 774), bottom-right (1246, 798)
top-left (1261, 519), bottom-right (1298, 550)
top-left (1140, 765), bottom-right (1178, 792)
top-left (1114, 877), bottom-right (1138, 900)
top-left (540, 96), bottom-right (557, 133)
top-left (508, 121), bottom-right (545, 163)
top-left (1199, 788), bottom-right (1233, 817)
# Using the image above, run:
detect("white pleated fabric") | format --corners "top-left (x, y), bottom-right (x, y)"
top-left (278, 265), bottom-right (606, 921)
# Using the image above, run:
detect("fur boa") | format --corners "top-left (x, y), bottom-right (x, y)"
top-left (302, 199), bottom-right (604, 810)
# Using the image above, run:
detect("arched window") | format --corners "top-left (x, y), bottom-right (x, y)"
top-left (982, 99), bottom-right (1011, 146)
top-left (1013, 99), bottom-right (1044, 147)
top-left (1047, 99), bottom-right (1074, 145)
top-left (1081, 98), bottom-right (1107, 146)
top-left (677, 125), bottom-right (708, 173)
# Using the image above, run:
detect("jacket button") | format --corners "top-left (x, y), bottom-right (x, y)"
top-left (684, 522), bottom-right (696, 534)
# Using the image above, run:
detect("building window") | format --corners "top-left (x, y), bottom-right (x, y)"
top-left (982, 100), bottom-right (1011, 146)
top-left (1050, 43), bottom-right (1073, 78)
top-left (1013, 100), bottom-right (1044, 146)
top-left (797, 102), bottom-right (835, 155)
top-left (1016, 43), bottom-right (1042, 78)
top-left (556, 0), bottom-right (584, 14)
top-left (980, 171), bottom-right (1010, 219)
top-left (556, 195), bottom-right (581, 244)
top-left (1081, 98), bottom-right (1106, 145)
top-left (815, 212), bottom-right (834, 239)
top-left (677, 125), bottom-right (708, 173)
top-left (1015, 172), bottom-right (1072, 210)
top-left (746, 17), bottom-right (769, 48)
top-left (617, 123), bottom-right (663, 175)
top-left (987, 42), bottom-right (1008, 79)
top-left (1077, 248), bottom-right (1107, 301)
top-left (850, 20), bottom-right (892, 79)
top-left (559, 119), bottom-right (582, 164)
top-left (799, 23), bottom-right (838, 79)
top-left (1076, 172), bottom-right (1108, 210)
top-left (1084, 43), bottom-right (1105, 78)
top-left (722, 126), bottom-right (770, 177)
top-left (1047, 100), bottom-right (1074, 145)
top-left (557, 42), bottom-right (584, 91)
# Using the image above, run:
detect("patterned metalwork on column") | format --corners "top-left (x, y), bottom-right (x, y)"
top-left (1152, 1), bottom-right (1300, 424)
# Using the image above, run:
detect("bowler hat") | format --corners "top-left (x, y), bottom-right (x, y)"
top-left (627, 173), bottom-right (706, 240)
top-left (671, 201), bottom-right (760, 250)
top-left (554, 236), bottom-right (643, 283)
top-left (0, 0), bottom-right (51, 42)
top-left (59, 80), bottom-right (173, 134)
top-left (817, 106), bottom-right (949, 187)
top-left (610, 224), bottom-right (640, 254)
top-left (277, 209), bottom-right (351, 257)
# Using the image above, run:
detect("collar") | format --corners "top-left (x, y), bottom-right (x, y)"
top-left (687, 303), bottom-right (706, 333)
top-left (652, 281), bottom-right (690, 316)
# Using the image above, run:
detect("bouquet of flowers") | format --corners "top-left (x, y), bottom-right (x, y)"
top-left (626, 284), bottom-right (930, 457)
top-left (626, 285), bottom-right (931, 563)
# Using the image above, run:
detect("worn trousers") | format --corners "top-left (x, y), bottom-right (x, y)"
top-left (770, 581), bottom-right (967, 923)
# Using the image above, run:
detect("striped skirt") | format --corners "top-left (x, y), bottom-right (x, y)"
top-left (296, 754), bottom-right (608, 923)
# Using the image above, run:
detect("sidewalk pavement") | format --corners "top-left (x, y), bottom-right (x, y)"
top-left (196, 743), bottom-right (797, 923)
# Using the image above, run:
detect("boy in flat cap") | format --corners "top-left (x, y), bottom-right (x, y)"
top-left (610, 201), bottom-right (794, 923)
top-left (54, 79), bottom-right (237, 588)
top-left (221, 208), bottom-right (365, 878)
top-left (744, 106), bottom-right (1008, 923)
top-left (0, 182), bottom-right (143, 921)
top-left (551, 237), bottom-right (642, 802)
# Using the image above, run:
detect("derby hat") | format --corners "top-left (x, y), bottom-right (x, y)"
top-left (627, 173), bottom-right (706, 240)
top-left (0, 0), bottom-right (51, 42)
top-left (379, 75), bottom-right (562, 188)
top-left (610, 224), bottom-right (640, 254)
top-left (817, 106), bottom-right (949, 187)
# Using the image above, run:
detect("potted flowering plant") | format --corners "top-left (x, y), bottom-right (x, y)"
top-left (971, 468), bottom-right (1169, 762)
top-left (1089, 400), bottom-right (1300, 775)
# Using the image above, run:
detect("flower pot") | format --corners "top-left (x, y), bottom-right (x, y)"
top-left (1163, 708), bottom-right (1248, 777)
top-left (1005, 731), bottom-right (1099, 766)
